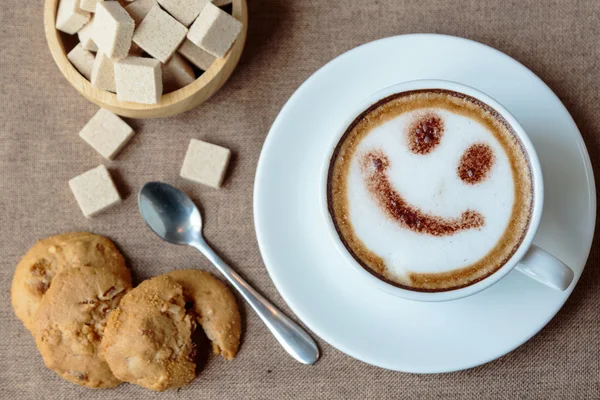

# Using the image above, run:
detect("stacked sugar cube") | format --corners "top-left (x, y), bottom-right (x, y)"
top-left (56, 0), bottom-right (241, 104)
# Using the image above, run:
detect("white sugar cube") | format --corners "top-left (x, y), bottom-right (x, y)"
top-left (67, 43), bottom-right (95, 80)
top-left (79, 0), bottom-right (103, 13)
top-left (125, 0), bottom-right (157, 26)
top-left (91, 52), bottom-right (116, 92)
top-left (157, 0), bottom-right (209, 27)
top-left (180, 139), bottom-right (231, 188)
top-left (212, 0), bottom-right (232, 6)
top-left (187, 3), bottom-right (241, 58)
top-left (178, 39), bottom-right (215, 70)
top-left (56, 0), bottom-right (91, 35)
top-left (114, 56), bottom-right (163, 104)
top-left (133, 6), bottom-right (188, 63)
top-left (162, 53), bottom-right (195, 92)
top-left (69, 165), bottom-right (121, 218)
top-left (92, 2), bottom-right (134, 60)
top-left (78, 20), bottom-right (97, 52)
top-left (79, 109), bottom-right (134, 160)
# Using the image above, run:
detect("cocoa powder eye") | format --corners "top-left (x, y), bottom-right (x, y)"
top-left (406, 112), bottom-right (444, 155)
top-left (458, 143), bottom-right (495, 184)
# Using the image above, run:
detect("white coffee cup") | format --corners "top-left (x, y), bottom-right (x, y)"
top-left (321, 79), bottom-right (574, 302)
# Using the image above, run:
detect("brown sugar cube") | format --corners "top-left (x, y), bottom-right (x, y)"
top-left (125, 0), bottom-right (157, 26)
top-left (162, 53), bottom-right (195, 92)
top-left (180, 139), bottom-right (231, 188)
top-left (91, 52), bottom-right (116, 92)
top-left (92, 1), bottom-right (134, 60)
top-left (78, 20), bottom-right (98, 52)
top-left (56, 0), bottom-right (91, 34)
top-left (79, 109), bottom-right (135, 159)
top-left (69, 165), bottom-right (121, 218)
top-left (177, 39), bottom-right (215, 70)
top-left (67, 43), bottom-right (95, 80)
top-left (79, 0), bottom-right (104, 13)
top-left (133, 6), bottom-right (188, 63)
top-left (114, 56), bottom-right (163, 104)
top-left (157, 0), bottom-right (209, 27)
top-left (187, 3), bottom-right (241, 58)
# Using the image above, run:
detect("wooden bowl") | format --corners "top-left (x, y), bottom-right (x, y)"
top-left (44, 0), bottom-right (248, 118)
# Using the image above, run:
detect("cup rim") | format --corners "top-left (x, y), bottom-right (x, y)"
top-left (320, 79), bottom-right (544, 302)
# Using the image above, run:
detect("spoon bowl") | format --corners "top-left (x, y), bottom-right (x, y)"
top-left (139, 182), bottom-right (203, 245)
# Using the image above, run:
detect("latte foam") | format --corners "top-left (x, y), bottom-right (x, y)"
top-left (327, 90), bottom-right (533, 291)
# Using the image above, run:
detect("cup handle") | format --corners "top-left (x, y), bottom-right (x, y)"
top-left (515, 245), bottom-right (575, 291)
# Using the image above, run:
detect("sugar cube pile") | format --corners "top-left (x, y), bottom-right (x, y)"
top-left (56, 0), bottom-right (241, 218)
top-left (56, 0), bottom-right (243, 104)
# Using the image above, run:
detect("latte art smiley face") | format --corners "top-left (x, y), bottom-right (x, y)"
top-left (327, 90), bottom-right (533, 291)
top-left (359, 112), bottom-right (498, 237)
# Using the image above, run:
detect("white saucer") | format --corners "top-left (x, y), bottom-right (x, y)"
top-left (253, 34), bottom-right (596, 373)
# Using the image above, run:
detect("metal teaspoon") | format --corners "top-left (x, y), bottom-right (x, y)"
top-left (138, 182), bottom-right (319, 365)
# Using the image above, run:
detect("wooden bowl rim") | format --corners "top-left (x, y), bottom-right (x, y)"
top-left (43, 0), bottom-right (248, 113)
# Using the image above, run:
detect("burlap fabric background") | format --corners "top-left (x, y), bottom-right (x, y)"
top-left (1, 0), bottom-right (599, 398)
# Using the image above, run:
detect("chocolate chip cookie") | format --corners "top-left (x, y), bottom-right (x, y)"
top-left (101, 275), bottom-right (197, 391)
top-left (166, 270), bottom-right (241, 360)
top-left (34, 266), bottom-right (130, 388)
top-left (11, 232), bottom-right (131, 332)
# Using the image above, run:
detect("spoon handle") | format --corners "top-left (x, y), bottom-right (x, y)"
top-left (191, 238), bottom-right (320, 365)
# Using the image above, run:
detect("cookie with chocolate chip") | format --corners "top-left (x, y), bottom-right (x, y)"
top-left (11, 232), bottom-right (131, 332)
top-left (34, 266), bottom-right (130, 388)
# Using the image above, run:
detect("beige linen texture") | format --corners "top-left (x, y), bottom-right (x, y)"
top-left (1, 0), bottom-right (599, 399)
